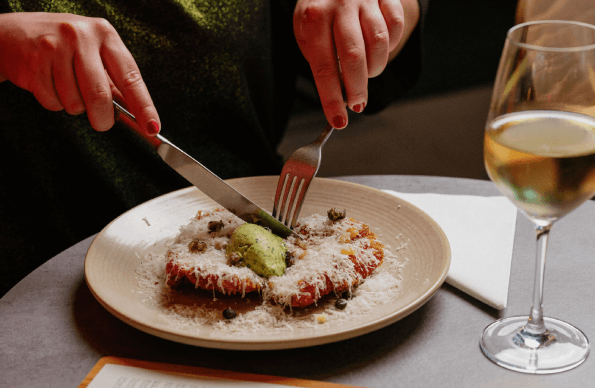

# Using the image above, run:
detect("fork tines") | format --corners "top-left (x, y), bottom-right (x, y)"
top-left (273, 123), bottom-right (334, 230)
top-left (272, 165), bottom-right (316, 229)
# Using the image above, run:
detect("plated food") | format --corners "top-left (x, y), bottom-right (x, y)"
top-left (85, 177), bottom-right (450, 349)
top-left (137, 206), bottom-right (405, 332)
top-left (164, 207), bottom-right (389, 311)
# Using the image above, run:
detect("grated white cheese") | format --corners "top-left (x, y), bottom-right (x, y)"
top-left (265, 213), bottom-right (384, 307)
top-left (166, 209), bottom-right (265, 297)
top-left (135, 209), bottom-right (408, 335)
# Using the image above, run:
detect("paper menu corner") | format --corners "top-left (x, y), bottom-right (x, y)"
top-left (80, 357), bottom-right (361, 388)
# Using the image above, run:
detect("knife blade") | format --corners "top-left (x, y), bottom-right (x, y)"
top-left (113, 101), bottom-right (299, 239)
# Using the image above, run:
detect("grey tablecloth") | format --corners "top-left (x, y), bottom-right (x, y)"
top-left (1, 175), bottom-right (594, 387)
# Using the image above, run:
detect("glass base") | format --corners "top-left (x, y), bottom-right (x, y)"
top-left (480, 316), bottom-right (589, 374)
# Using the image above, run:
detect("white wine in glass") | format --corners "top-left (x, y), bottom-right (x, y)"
top-left (485, 110), bottom-right (595, 222)
top-left (480, 20), bottom-right (595, 374)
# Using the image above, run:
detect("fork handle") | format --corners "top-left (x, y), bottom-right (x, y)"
top-left (314, 124), bottom-right (334, 147)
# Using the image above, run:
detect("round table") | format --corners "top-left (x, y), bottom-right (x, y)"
top-left (1, 175), bottom-right (594, 387)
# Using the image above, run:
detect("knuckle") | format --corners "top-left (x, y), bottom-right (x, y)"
top-left (311, 60), bottom-right (337, 79)
top-left (294, 3), bottom-right (329, 37)
top-left (370, 30), bottom-right (390, 48)
top-left (385, 13), bottom-right (405, 38)
top-left (92, 17), bottom-right (116, 35)
top-left (119, 68), bottom-right (144, 90)
top-left (318, 86), bottom-right (345, 108)
top-left (322, 94), bottom-right (345, 108)
top-left (340, 46), bottom-right (365, 67)
top-left (86, 84), bottom-right (111, 105)
top-left (58, 22), bottom-right (79, 42)
top-left (299, 4), bottom-right (327, 24)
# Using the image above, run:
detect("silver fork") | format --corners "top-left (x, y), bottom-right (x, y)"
top-left (272, 123), bottom-right (334, 229)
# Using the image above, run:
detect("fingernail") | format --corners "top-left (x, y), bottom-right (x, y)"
top-left (147, 120), bottom-right (160, 135)
top-left (352, 103), bottom-right (366, 113)
top-left (333, 115), bottom-right (347, 129)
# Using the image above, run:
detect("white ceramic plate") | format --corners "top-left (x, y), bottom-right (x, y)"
top-left (85, 176), bottom-right (450, 350)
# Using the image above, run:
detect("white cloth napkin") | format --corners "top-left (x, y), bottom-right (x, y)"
top-left (383, 190), bottom-right (518, 310)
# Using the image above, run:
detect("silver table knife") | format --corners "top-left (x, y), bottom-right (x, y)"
top-left (113, 101), bottom-right (299, 239)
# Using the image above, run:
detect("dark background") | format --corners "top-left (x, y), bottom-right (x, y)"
top-left (408, 0), bottom-right (518, 99)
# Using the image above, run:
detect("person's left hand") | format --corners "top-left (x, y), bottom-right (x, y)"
top-left (293, 0), bottom-right (410, 129)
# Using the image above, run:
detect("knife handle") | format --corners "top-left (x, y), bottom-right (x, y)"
top-left (113, 101), bottom-right (162, 149)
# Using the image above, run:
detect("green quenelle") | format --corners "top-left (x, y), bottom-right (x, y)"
top-left (226, 223), bottom-right (287, 278)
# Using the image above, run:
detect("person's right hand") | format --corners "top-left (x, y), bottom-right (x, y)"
top-left (293, 0), bottom-right (419, 130)
top-left (0, 12), bottom-right (160, 135)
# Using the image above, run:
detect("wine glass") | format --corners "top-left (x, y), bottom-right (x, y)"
top-left (481, 20), bottom-right (595, 374)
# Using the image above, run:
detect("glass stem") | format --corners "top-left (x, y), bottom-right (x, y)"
top-left (525, 223), bottom-right (552, 335)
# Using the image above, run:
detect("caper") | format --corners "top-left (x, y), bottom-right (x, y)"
top-left (188, 239), bottom-right (207, 253)
top-left (327, 208), bottom-right (346, 221)
top-left (227, 252), bottom-right (243, 266)
top-left (335, 298), bottom-right (348, 310)
top-left (285, 251), bottom-right (296, 267)
top-left (223, 307), bottom-right (237, 319)
top-left (208, 220), bottom-right (225, 233)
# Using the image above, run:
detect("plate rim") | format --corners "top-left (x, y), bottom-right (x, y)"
top-left (85, 176), bottom-right (451, 350)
